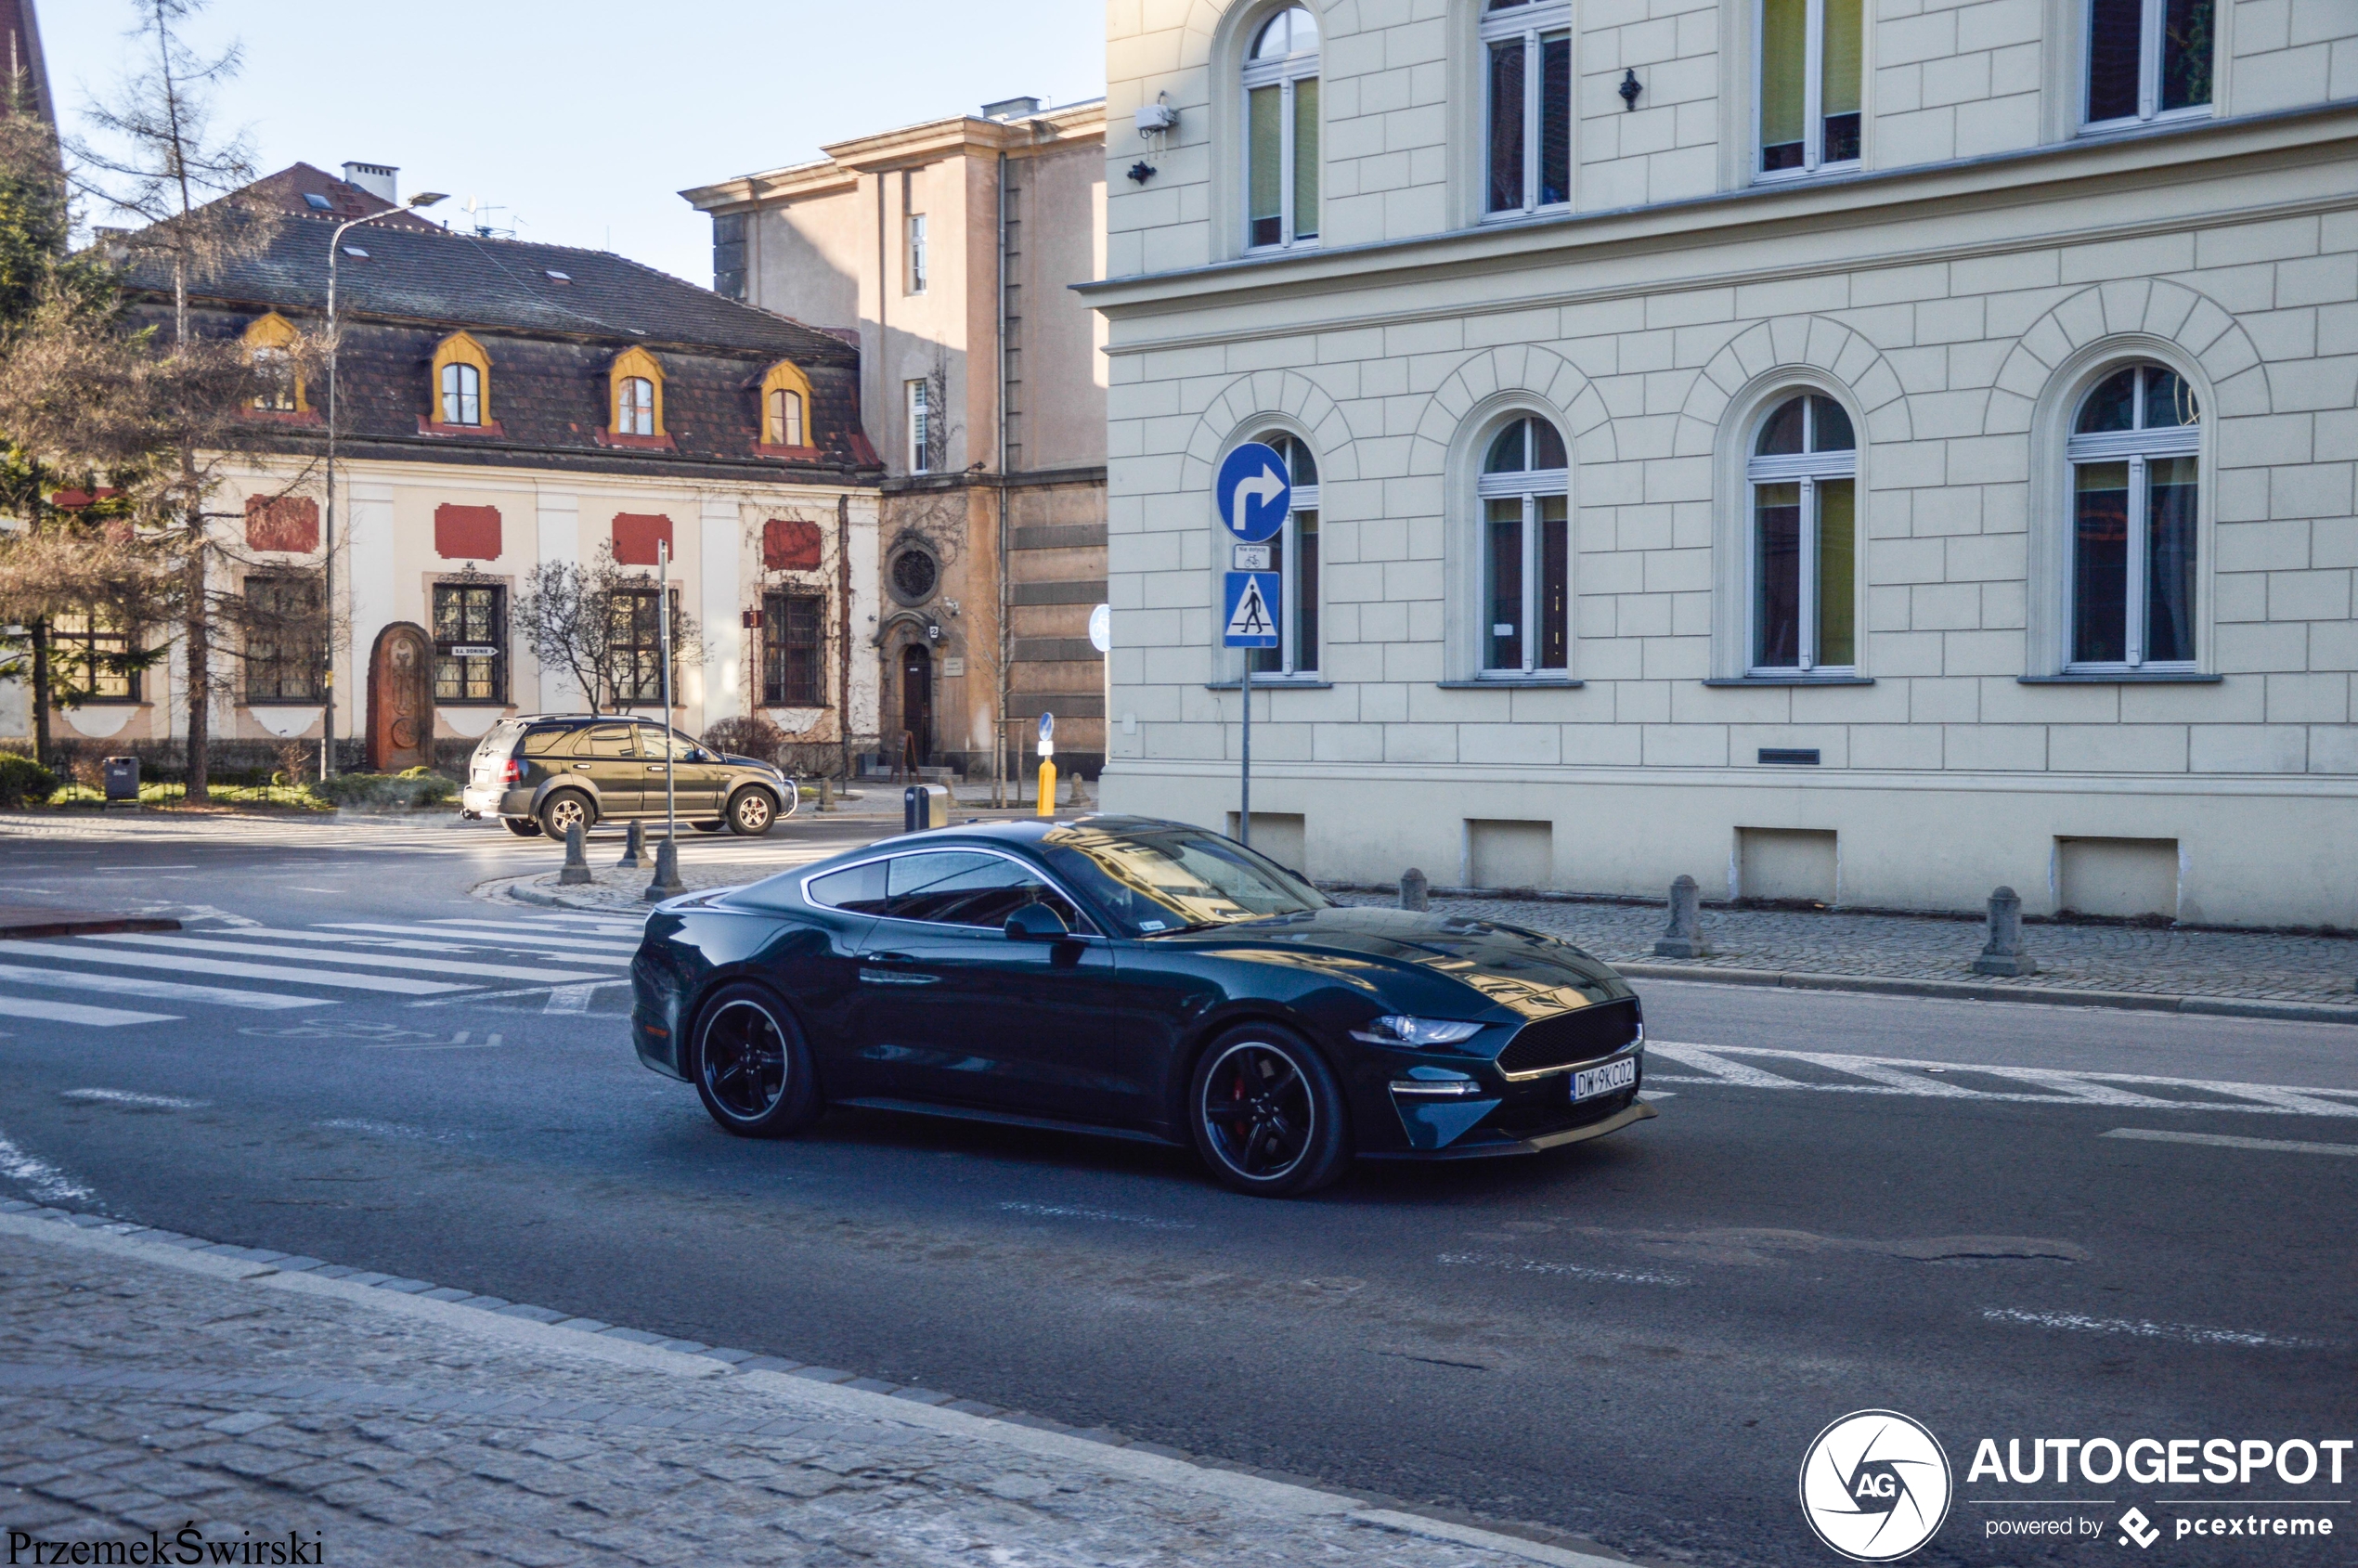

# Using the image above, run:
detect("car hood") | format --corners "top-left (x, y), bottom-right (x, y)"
top-left (1153, 904), bottom-right (1629, 1020)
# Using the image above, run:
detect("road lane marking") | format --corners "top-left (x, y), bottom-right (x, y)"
top-left (1436, 1252), bottom-right (1688, 1287)
top-left (1646, 1041), bottom-right (2358, 1119)
top-left (0, 940), bottom-right (471, 996)
top-left (75, 933), bottom-right (612, 985)
top-left (0, 1129), bottom-right (93, 1201)
top-left (60, 1089), bottom-right (205, 1108)
top-left (0, 962), bottom-right (331, 1012)
top-left (544, 986), bottom-right (596, 1014)
top-left (0, 994), bottom-right (179, 1027)
top-left (997, 1201), bottom-right (1192, 1230)
top-left (1980, 1307), bottom-right (2326, 1350)
top-left (2102, 1127), bottom-right (2358, 1157)
top-left (311, 923), bottom-right (637, 958)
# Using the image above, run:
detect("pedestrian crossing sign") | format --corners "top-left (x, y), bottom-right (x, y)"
top-left (1223, 571), bottom-right (1280, 649)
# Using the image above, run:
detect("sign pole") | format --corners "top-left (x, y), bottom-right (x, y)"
top-left (659, 538), bottom-right (676, 842)
top-left (1214, 439), bottom-right (1289, 855)
top-left (1239, 653), bottom-right (1250, 849)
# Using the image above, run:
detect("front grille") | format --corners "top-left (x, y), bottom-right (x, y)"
top-left (1495, 999), bottom-right (1639, 1077)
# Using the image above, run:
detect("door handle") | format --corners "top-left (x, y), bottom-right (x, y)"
top-left (647, 764), bottom-right (667, 773)
top-left (859, 966), bottom-right (939, 986)
top-left (572, 762), bottom-right (591, 771)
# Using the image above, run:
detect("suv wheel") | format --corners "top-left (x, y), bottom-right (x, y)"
top-left (538, 790), bottom-right (595, 839)
top-left (725, 788), bottom-right (775, 836)
top-left (502, 818), bottom-right (543, 837)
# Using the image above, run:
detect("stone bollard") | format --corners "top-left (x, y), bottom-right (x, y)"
top-left (644, 834), bottom-right (686, 902)
top-left (559, 823), bottom-right (591, 886)
top-left (1399, 868), bottom-right (1430, 912)
top-left (1972, 886), bottom-right (2038, 976)
top-left (617, 819), bottom-right (644, 868)
top-left (1653, 875), bottom-right (1710, 957)
top-left (818, 776), bottom-right (833, 813)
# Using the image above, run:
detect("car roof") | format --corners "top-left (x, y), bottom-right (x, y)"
top-left (855, 814), bottom-right (1190, 854)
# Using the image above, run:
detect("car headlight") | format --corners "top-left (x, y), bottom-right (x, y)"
top-left (1350, 1015), bottom-right (1486, 1046)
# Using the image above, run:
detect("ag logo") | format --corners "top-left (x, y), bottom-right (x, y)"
top-left (1798, 1409), bottom-right (1953, 1562)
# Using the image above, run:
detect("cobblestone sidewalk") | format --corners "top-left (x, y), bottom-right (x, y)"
top-left (0, 1211), bottom-right (1616, 1568)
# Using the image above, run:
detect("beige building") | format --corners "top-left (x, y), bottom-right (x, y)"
top-left (685, 97), bottom-right (1111, 782)
top-left (1088, 2), bottom-right (2358, 927)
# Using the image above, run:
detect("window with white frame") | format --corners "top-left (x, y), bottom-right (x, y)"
top-left (1244, 432), bottom-right (1320, 678)
top-left (1244, 6), bottom-right (1319, 251)
top-left (1478, 417), bottom-right (1570, 676)
top-left (616, 376), bottom-right (655, 437)
top-left (907, 212), bottom-right (928, 294)
top-left (2086, 0), bottom-right (2212, 129)
top-left (1483, 0), bottom-right (1572, 217)
top-left (2067, 365), bottom-right (2199, 669)
top-left (906, 378), bottom-right (930, 473)
top-left (440, 361), bottom-right (482, 426)
top-left (1749, 394), bottom-right (1857, 673)
top-left (1759, 0), bottom-right (1861, 175)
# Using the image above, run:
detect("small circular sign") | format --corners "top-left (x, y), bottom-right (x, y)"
top-left (1798, 1410), bottom-right (1952, 1562)
top-left (1088, 603), bottom-right (1110, 654)
top-left (1214, 442), bottom-right (1290, 543)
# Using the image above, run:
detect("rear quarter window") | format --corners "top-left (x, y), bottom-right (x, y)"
top-left (806, 861), bottom-right (888, 914)
top-left (521, 727), bottom-right (574, 757)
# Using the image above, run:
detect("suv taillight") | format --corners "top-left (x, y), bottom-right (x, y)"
top-left (499, 759), bottom-right (522, 785)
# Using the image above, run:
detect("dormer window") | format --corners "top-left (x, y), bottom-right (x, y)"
top-left (441, 363), bottom-right (481, 426)
top-left (601, 345), bottom-right (670, 447)
top-left (241, 312), bottom-right (305, 414)
top-left (758, 359), bottom-right (814, 452)
top-left (429, 332), bottom-right (493, 430)
top-left (618, 377), bottom-right (654, 436)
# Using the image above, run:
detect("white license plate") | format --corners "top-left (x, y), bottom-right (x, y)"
top-left (1572, 1056), bottom-right (1638, 1102)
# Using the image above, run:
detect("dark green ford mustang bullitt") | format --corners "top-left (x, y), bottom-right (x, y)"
top-left (629, 815), bottom-right (1652, 1197)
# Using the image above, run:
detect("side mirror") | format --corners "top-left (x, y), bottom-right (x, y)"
top-left (1004, 902), bottom-right (1071, 941)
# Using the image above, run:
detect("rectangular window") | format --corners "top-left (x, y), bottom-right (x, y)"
top-left (761, 591), bottom-right (825, 707)
top-left (432, 583), bottom-right (507, 705)
top-left (607, 587), bottom-right (673, 706)
top-left (48, 611), bottom-right (140, 704)
top-left (1752, 479), bottom-right (1856, 670)
top-left (1481, 496), bottom-right (1569, 674)
top-left (1759, 0), bottom-right (1861, 176)
top-left (243, 577), bottom-right (325, 703)
top-left (2088, 0), bottom-right (2212, 126)
top-left (1249, 84), bottom-right (1284, 247)
top-left (906, 379), bottom-right (930, 473)
top-left (1290, 76), bottom-right (1320, 242)
top-left (907, 213), bottom-right (927, 294)
top-left (1483, 5), bottom-right (1574, 216)
top-left (1244, 36), bottom-right (1318, 251)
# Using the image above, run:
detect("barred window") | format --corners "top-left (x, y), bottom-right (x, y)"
top-left (433, 583), bottom-right (507, 704)
top-left (762, 592), bottom-right (825, 707)
top-left (50, 610), bottom-right (140, 704)
top-left (244, 577), bottom-right (325, 703)
top-left (608, 587), bottom-right (674, 706)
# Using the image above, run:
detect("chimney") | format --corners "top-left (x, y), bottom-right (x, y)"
top-left (341, 161), bottom-right (398, 204)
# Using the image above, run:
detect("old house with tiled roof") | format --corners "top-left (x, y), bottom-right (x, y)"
top-left (59, 165), bottom-right (886, 775)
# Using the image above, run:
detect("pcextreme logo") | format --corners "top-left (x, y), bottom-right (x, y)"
top-left (1799, 1409), bottom-right (1955, 1562)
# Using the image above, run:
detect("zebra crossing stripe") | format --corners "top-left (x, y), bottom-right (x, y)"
top-left (0, 940), bottom-right (472, 996)
top-left (0, 962), bottom-right (330, 1012)
top-left (74, 933), bottom-right (613, 986)
top-left (0, 994), bottom-right (178, 1027)
top-left (311, 924), bottom-right (636, 959)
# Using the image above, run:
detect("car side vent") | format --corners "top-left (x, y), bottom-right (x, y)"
top-left (1495, 999), bottom-right (1640, 1076)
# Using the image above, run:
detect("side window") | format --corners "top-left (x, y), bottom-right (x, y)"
top-left (520, 727), bottom-right (570, 757)
top-left (583, 724), bottom-right (640, 758)
top-left (642, 726), bottom-right (699, 760)
top-left (808, 860), bottom-right (889, 914)
top-left (887, 851), bottom-right (1083, 931)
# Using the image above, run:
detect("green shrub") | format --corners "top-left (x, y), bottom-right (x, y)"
top-left (0, 754), bottom-right (59, 809)
top-left (306, 771), bottom-right (458, 809)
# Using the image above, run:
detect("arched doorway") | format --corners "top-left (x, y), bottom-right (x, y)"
top-left (367, 622), bottom-right (435, 772)
top-left (899, 644), bottom-right (933, 771)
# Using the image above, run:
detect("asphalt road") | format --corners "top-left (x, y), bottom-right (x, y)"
top-left (1, 810), bottom-right (2352, 1568)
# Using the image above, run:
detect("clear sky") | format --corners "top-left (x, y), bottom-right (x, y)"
top-left (45, 0), bottom-right (1107, 288)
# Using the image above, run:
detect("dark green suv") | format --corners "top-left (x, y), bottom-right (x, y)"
top-left (460, 715), bottom-right (795, 838)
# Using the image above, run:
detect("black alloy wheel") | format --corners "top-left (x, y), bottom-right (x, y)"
top-left (501, 818), bottom-right (543, 837)
top-left (726, 787), bottom-right (776, 836)
top-left (692, 984), bottom-right (820, 1137)
top-left (1189, 1026), bottom-right (1352, 1197)
top-left (538, 790), bottom-right (594, 839)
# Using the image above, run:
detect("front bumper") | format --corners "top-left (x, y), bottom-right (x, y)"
top-left (1364, 1041), bottom-right (1651, 1160)
top-left (1359, 1096), bottom-right (1657, 1160)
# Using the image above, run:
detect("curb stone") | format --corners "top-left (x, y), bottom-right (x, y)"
top-left (0, 1199), bottom-right (1646, 1568)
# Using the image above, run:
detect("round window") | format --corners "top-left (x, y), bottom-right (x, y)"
top-left (888, 548), bottom-right (939, 604)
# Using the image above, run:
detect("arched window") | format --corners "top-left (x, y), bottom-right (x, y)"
top-left (242, 313), bottom-right (304, 413)
top-left (1244, 431), bottom-right (1321, 677)
top-left (1478, 415), bottom-right (1570, 675)
top-left (758, 359), bottom-right (813, 450)
top-left (1482, 0), bottom-right (1571, 217)
top-left (430, 331), bottom-right (492, 428)
top-left (1243, 6), bottom-right (1319, 252)
top-left (440, 362), bottom-right (481, 426)
top-left (1759, 0), bottom-right (1861, 175)
top-left (609, 345), bottom-right (666, 440)
top-left (1748, 393), bottom-right (1856, 672)
top-left (2067, 364), bottom-right (2199, 668)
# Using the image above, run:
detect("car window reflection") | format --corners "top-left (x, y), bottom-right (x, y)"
top-left (1038, 824), bottom-right (1327, 937)
top-left (887, 851), bottom-right (1084, 931)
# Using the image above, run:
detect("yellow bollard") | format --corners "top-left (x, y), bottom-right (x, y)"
top-left (1036, 760), bottom-right (1057, 818)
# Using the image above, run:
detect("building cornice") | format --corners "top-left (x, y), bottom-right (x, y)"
top-left (1080, 102), bottom-right (2358, 341)
top-left (683, 102), bottom-right (1108, 214)
top-left (254, 429), bottom-right (881, 488)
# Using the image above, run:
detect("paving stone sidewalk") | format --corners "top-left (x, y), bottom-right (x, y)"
top-left (0, 1213), bottom-right (1613, 1568)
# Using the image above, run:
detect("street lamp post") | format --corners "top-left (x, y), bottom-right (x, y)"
top-left (320, 191), bottom-right (446, 778)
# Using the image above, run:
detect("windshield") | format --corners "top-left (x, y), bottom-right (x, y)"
top-left (1037, 823), bottom-right (1327, 936)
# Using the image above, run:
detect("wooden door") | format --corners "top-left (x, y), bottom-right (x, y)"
top-left (368, 623), bottom-right (435, 772)
top-left (900, 646), bottom-right (933, 767)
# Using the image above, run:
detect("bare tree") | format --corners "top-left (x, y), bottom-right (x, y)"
top-left (515, 545), bottom-right (706, 717)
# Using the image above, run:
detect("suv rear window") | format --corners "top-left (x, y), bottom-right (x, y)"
top-left (474, 719), bottom-right (529, 762)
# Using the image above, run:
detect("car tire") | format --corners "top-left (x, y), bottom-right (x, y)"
top-left (724, 787), bottom-right (776, 836)
top-left (691, 820), bottom-right (725, 834)
top-left (691, 983), bottom-right (821, 1138)
top-left (501, 818), bottom-right (543, 837)
top-left (538, 790), bottom-right (595, 839)
top-left (1188, 1023), bottom-right (1352, 1198)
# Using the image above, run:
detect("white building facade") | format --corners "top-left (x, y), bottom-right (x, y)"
top-left (1088, 0), bottom-right (2358, 927)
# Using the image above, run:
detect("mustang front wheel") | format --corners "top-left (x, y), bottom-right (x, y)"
top-left (1190, 1027), bottom-right (1351, 1197)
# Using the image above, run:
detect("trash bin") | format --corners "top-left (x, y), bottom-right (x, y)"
top-left (102, 756), bottom-right (139, 803)
top-left (902, 783), bottom-right (949, 833)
